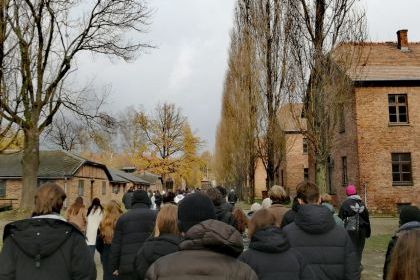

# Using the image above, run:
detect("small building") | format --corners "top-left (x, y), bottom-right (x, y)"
top-left (0, 150), bottom-right (112, 208)
top-left (328, 30), bottom-right (420, 213)
top-left (108, 168), bottom-right (151, 201)
top-left (137, 171), bottom-right (163, 191)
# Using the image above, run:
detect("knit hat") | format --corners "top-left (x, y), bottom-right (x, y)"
top-left (399, 205), bottom-right (420, 226)
top-left (132, 190), bottom-right (151, 206)
top-left (346, 184), bottom-right (357, 196)
top-left (177, 193), bottom-right (216, 233)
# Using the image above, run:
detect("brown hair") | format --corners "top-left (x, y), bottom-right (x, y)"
top-left (269, 185), bottom-right (289, 204)
top-left (296, 182), bottom-right (320, 204)
top-left (99, 200), bottom-right (123, 244)
top-left (232, 207), bottom-right (248, 234)
top-left (321, 193), bottom-right (332, 204)
top-left (248, 209), bottom-right (277, 238)
top-left (68, 196), bottom-right (85, 216)
top-left (154, 204), bottom-right (179, 237)
top-left (32, 183), bottom-right (66, 216)
top-left (387, 230), bottom-right (420, 280)
top-left (205, 187), bottom-right (223, 206)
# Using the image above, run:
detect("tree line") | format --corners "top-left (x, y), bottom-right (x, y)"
top-left (215, 0), bottom-right (367, 201)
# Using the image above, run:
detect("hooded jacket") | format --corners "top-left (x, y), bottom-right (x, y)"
top-left (383, 221), bottom-right (420, 279)
top-left (110, 202), bottom-right (157, 275)
top-left (239, 227), bottom-right (314, 280)
top-left (0, 216), bottom-right (96, 280)
top-left (144, 219), bottom-right (258, 280)
top-left (322, 203), bottom-right (344, 227)
top-left (338, 195), bottom-right (371, 237)
top-left (283, 204), bottom-right (360, 280)
top-left (281, 200), bottom-right (300, 228)
top-left (214, 204), bottom-right (235, 226)
top-left (134, 234), bottom-right (182, 280)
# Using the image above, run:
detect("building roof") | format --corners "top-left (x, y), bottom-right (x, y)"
top-left (0, 150), bottom-right (111, 180)
top-left (335, 42), bottom-right (420, 82)
top-left (136, 171), bottom-right (162, 184)
top-left (109, 168), bottom-right (150, 186)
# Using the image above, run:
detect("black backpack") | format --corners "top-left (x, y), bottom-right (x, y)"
top-left (344, 202), bottom-right (365, 232)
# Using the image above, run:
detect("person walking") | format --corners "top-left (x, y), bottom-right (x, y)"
top-left (283, 182), bottom-right (360, 280)
top-left (267, 185), bottom-right (290, 226)
top-left (86, 197), bottom-right (104, 257)
top-left (122, 187), bottom-right (134, 210)
top-left (239, 209), bottom-right (314, 279)
top-left (338, 184), bottom-right (371, 263)
top-left (321, 194), bottom-right (344, 227)
top-left (110, 190), bottom-right (157, 280)
top-left (134, 204), bottom-right (182, 279)
top-left (386, 230), bottom-right (420, 280)
top-left (281, 196), bottom-right (300, 228)
top-left (216, 186), bottom-right (233, 212)
top-left (205, 187), bottom-right (235, 226)
top-left (96, 200), bottom-right (123, 280)
top-left (144, 193), bottom-right (258, 280)
top-left (154, 191), bottom-right (162, 210)
top-left (227, 188), bottom-right (238, 207)
top-left (0, 183), bottom-right (96, 280)
top-left (383, 205), bottom-right (420, 279)
top-left (67, 196), bottom-right (88, 234)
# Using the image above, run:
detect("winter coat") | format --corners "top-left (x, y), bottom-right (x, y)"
top-left (215, 204), bottom-right (236, 226)
top-left (86, 209), bottom-right (103, 245)
top-left (268, 204), bottom-right (289, 226)
top-left (322, 203), bottom-right (344, 227)
top-left (144, 219), bottom-right (258, 280)
top-left (0, 216), bottom-right (96, 280)
top-left (134, 234), bottom-right (182, 280)
top-left (338, 195), bottom-right (371, 237)
top-left (228, 192), bottom-right (238, 204)
top-left (239, 227), bottom-right (314, 280)
top-left (281, 202), bottom-right (300, 228)
top-left (122, 191), bottom-right (134, 209)
top-left (383, 221), bottom-right (420, 280)
top-left (67, 207), bottom-right (88, 233)
top-left (283, 204), bottom-right (360, 280)
top-left (110, 203), bottom-right (157, 275)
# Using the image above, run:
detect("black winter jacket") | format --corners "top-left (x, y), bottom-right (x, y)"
top-left (0, 217), bottom-right (96, 280)
top-left (110, 203), bottom-right (157, 275)
top-left (281, 200), bottom-right (300, 228)
top-left (239, 227), bottom-right (314, 280)
top-left (134, 234), bottom-right (182, 280)
top-left (338, 195), bottom-right (371, 237)
top-left (383, 221), bottom-right (420, 280)
top-left (283, 204), bottom-right (360, 280)
top-left (122, 191), bottom-right (134, 209)
top-left (215, 205), bottom-right (235, 226)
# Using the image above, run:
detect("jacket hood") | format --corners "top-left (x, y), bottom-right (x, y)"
top-left (249, 227), bottom-right (290, 253)
top-left (142, 234), bottom-right (182, 261)
top-left (295, 204), bottom-right (336, 234)
top-left (3, 218), bottom-right (83, 264)
top-left (398, 221), bottom-right (420, 232)
top-left (180, 219), bottom-right (243, 258)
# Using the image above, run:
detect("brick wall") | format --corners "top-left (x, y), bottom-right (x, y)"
top-left (284, 133), bottom-right (309, 197)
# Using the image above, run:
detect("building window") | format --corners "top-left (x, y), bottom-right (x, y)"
top-left (0, 180), bottom-right (6, 197)
top-left (342, 157), bottom-right (348, 186)
top-left (392, 153), bottom-right (412, 185)
top-left (304, 168), bottom-right (309, 182)
top-left (339, 103), bottom-right (345, 133)
top-left (102, 181), bottom-right (107, 195)
top-left (303, 138), bottom-right (308, 154)
top-left (112, 185), bottom-right (119, 194)
top-left (78, 180), bottom-right (84, 196)
top-left (389, 94), bottom-right (408, 123)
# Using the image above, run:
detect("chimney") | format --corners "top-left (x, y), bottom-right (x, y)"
top-left (397, 29), bottom-right (408, 51)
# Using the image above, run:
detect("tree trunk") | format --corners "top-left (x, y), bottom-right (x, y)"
top-left (20, 128), bottom-right (40, 209)
top-left (316, 160), bottom-right (328, 194)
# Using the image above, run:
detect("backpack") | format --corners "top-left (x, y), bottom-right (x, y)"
top-left (344, 202), bottom-right (365, 232)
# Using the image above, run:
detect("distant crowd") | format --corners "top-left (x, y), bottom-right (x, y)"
top-left (0, 181), bottom-right (419, 280)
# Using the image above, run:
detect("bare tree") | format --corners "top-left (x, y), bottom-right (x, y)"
top-left (0, 0), bottom-right (152, 207)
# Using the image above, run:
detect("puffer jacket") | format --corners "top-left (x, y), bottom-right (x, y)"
top-left (281, 199), bottom-right (300, 228)
top-left (215, 205), bottom-right (235, 226)
top-left (239, 227), bottom-right (314, 280)
top-left (144, 219), bottom-right (258, 280)
top-left (383, 221), bottom-right (420, 280)
top-left (110, 203), bottom-right (157, 275)
top-left (283, 204), bottom-right (360, 280)
top-left (0, 216), bottom-right (96, 280)
top-left (134, 234), bottom-right (182, 280)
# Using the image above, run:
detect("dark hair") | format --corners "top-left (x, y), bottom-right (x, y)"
top-left (205, 188), bottom-right (223, 206)
top-left (296, 182), bottom-right (320, 204)
top-left (248, 209), bottom-right (276, 238)
top-left (87, 197), bottom-right (103, 216)
top-left (32, 183), bottom-right (66, 216)
top-left (387, 230), bottom-right (420, 280)
top-left (216, 186), bottom-right (227, 197)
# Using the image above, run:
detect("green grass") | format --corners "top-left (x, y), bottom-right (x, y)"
top-left (365, 234), bottom-right (392, 252)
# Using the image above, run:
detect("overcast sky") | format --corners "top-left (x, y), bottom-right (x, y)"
top-left (76, 0), bottom-right (420, 152)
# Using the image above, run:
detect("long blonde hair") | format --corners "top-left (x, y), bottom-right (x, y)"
top-left (68, 196), bottom-right (85, 216)
top-left (154, 204), bottom-right (179, 237)
top-left (99, 200), bottom-right (123, 244)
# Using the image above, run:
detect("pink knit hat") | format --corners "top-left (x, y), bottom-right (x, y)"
top-left (346, 184), bottom-right (357, 196)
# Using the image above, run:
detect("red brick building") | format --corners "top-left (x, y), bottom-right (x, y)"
top-left (329, 30), bottom-right (420, 213)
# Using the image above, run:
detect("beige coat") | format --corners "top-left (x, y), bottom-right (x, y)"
top-left (268, 204), bottom-right (289, 226)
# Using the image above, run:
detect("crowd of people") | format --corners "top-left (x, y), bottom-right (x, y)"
top-left (0, 181), bottom-right (419, 280)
